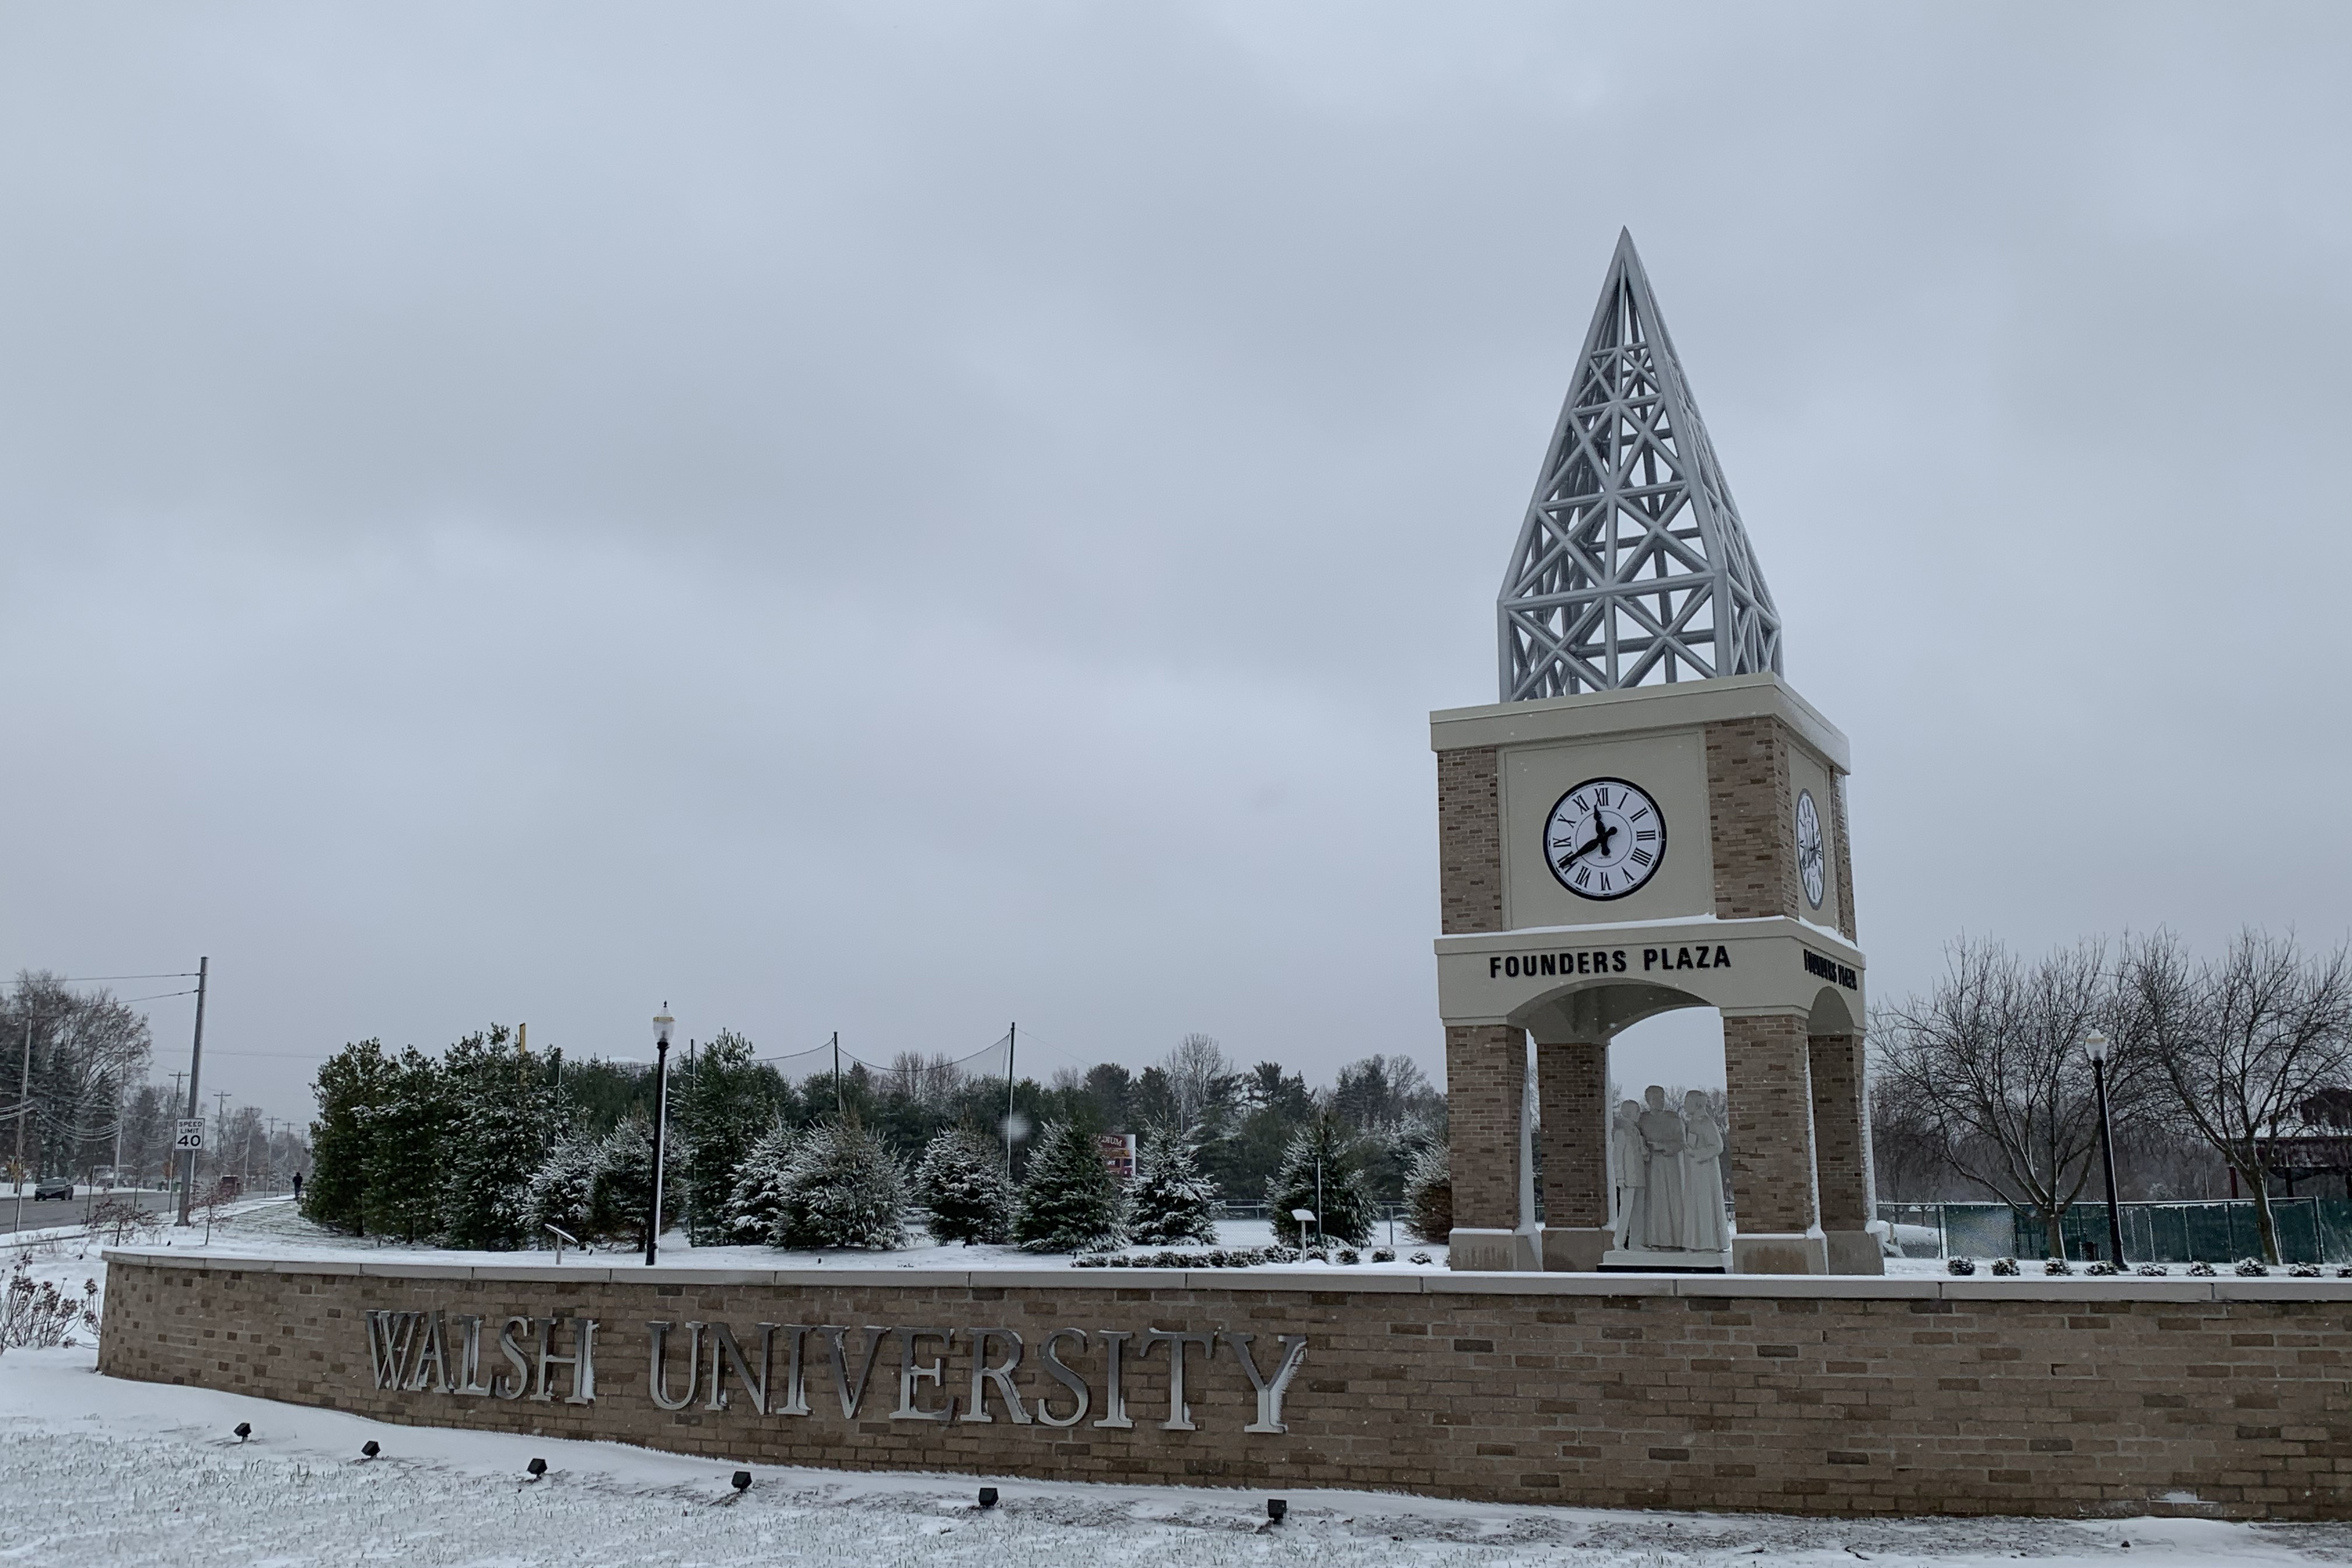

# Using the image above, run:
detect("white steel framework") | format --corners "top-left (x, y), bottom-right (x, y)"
top-left (1499, 230), bottom-right (1782, 700)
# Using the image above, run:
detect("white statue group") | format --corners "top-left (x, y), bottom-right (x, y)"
top-left (1610, 1086), bottom-right (1729, 1254)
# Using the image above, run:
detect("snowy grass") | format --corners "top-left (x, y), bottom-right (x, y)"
top-left (1, 1345), bottom-right (2341, 1566)
top-left (118, 1198), bottom-right (1453, 1273)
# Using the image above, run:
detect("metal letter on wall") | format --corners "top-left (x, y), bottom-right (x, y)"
top-left (1035, 1328), bottom-right (1091, 1429)
top-left (1220, 1331), bottom-right (1310, 1434)
top-left (962, 1328), bottom-right (1030, 1425)
top-left (646, 1321), bottom-right (704, 1411)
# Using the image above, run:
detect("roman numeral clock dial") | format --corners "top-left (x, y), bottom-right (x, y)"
top-left (1796, 788), bottom-right (1826, 909)
top-left (1544, 778), bottom-right (1665, 900)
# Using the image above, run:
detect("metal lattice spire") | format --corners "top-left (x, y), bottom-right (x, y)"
top-left (1498, 229), bottom-right (1782, 700)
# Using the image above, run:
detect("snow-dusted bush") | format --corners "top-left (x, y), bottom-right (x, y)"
top-left (1401, 1140), bottom-right (1451, 1244)
top-left (590, 1112), bottom-right (686, 1247)
top-left (1012, 1120), bottom-right (1126, 1254)
top-left (1990, 1257), bottom-right (2020, 1276)
top-left (912, 1126), bottom-right (1012, 1246)
top-left (2187, 1260), bottom-right (2217, 1277)
top-left (2043, 1257), bottom-right (2074, 1276)
top-left (775, 1119), bottom-right (908, 1251)
top-left (526, 1124), bottom-right (603, 1245)
top-left (1372, 1248), bottom-right (1396, 1263)
top-left (2085, 1261), bottom-right (2117, 1276)
top-left (1, 1264), bottom-right (98, 1351)
top-left (439, 1027), bottom-right (554, 1251)
top-left (2234, 1257), bottom-right (2270, 1277)
top-left (2289, 1263), bottom-right (2323, 1278)
top-left (1266, 1115), bottom-right (1377, 1247)
top-left (1128, 1128), bottom-right (1220, 1247)
top-left (2136, 1263), bottom-right (2170, 1276)
top-left (1946, 1256), bottom-right (1976, 1276)
top-left (1409, 1251), bottom-right (1433, 1265)
top-left (723, 1116), bottom-right (799, 1245)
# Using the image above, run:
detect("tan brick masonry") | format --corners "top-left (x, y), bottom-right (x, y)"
top-left (99, 1252), bottom-right (2352, 1520)
top-left (1446, 1024), bottom-right (1525, 1230)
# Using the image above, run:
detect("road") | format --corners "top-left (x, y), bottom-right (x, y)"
top-left (0, 1189), bottom-right (176, 1236)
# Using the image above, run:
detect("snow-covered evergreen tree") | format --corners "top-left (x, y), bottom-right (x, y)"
top-left (775, 1118), bottom-right (908, 1250)
top-left (912, 1125), bottom-right (1012, 1245)
top-left (526, 1122), bottom-right (603, 1244)
top-left (590, 1111), bottom-right (685, 1248)
top-left (1011, 1119), bottom-right (1126, 1254)
top-left (439, 1026), bottom-right (554, 1250)
top-left (360, 1046), bottom-right (455, 1243)
top-left (303, 1040), bottom-right (389, 1234)
top-left (1402, 1138), bottom-right (1451, 1243)
top-left (725, 1115), bottom-right (799, 1245)
top-left (1129, 1126), bottom-right (1220, 1246)
top-left (1266, 1114), bottom-right (1377, 1247)
top-left (679, 1030), bottom-right (780, 1244)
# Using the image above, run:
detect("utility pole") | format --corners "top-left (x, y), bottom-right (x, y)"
top-left (12, 1009), bottom-right (30, 1236)
top-left (176, 958), bottom-right (209, 1226)
top-left (831, 1032), bottom-right (842, 1120)
top-left (164, 1071), bottom-right (186, 1196)
top-left (1004, 1022), bottom-right (1018, 1181)
top-left (212, 1090), bottom-right (231, 1198)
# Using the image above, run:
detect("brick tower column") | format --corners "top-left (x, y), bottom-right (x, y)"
top-left (1723, 1012), bottom-right (1829, 1273)
top-left (1535, 1039), bottom-right (1609, 1270)
top-left (1446, 1023), bottom-right (1535, 1270)
top-left (1809, 1030), bottom-right (1881, 1274)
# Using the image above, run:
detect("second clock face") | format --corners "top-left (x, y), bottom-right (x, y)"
top-left (1544, 777), bottom-right (1665, 901)
top-left (1796, 789), bottom-right (1825, 909)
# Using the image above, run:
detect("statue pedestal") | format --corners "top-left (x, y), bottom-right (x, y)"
top-left (1600, 1247), bottom-right (1729, 1274)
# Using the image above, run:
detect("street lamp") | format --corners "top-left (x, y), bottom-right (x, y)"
top-left (646, 1008), bottom-right (674, 1267)
top-left (2085, 1030), bottom-right (2126, 1268)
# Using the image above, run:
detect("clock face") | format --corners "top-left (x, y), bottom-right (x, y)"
top-left (1796, 789), bottom-right (1825, 909)
top-left (1544, 777), bottom-right (1665, 901)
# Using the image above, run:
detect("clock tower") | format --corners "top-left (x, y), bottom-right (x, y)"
top-left (1435, 231), bottom-right (1876, 1276)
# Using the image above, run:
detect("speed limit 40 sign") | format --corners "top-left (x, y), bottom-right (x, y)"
top-left (174, 1118), bottom-right (205, 1152)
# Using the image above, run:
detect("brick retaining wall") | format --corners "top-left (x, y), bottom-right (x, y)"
top-left (98, 1250), bottom-right (2352, 1519)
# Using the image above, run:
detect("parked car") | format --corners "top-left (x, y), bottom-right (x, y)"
top-left (32, 1178), bottom-right (74, 1200)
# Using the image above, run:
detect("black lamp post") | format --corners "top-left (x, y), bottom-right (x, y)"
top-left (647, 1007), bottom-right (673, 1267)
top-left (2086, 1029), bottom-right (2126, 1266)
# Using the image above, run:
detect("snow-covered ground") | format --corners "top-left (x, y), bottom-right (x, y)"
top-left (91, 1197), bottom-right (1450, 1273)
top-left (8, 1217), bottom-right (2348, 1564)
top-left (5, 1343), bottom-right (2345, 1567)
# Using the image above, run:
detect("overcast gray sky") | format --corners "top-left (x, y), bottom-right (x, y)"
top-left (5, 3), bottom-right (2348, 1123)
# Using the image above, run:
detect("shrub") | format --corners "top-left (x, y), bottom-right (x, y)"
top-left (1990, 1257), bottom-right (2020, 1276)
top-left (2234, 1257), bottom-right (2270, 1278)
top-left (2289, 1263), bottom-right (2323, 1278)
top-left (1409, 1251), bottom-right (1432, 1265)
top-left (2134, 1263), bottom-right (2169, 1276)
top-left (2187, 1261), bottom-right (2217, 1277)
top-left (912, 1126), bottom-right (1012, 1246)
top-left (1371, 1248), bottom-right (1396, 1263)
top-left (2085, 1261), bottom-right (2118, 1276)
top-left (1266, 1115), bottom-right (1377, 1247)
top-left (1011, 1121), bottom-right (1126, 1254)
top-left (1129, 1128), bottom-right (1220, 1247)
top-left (0, 1265), bottom-right (99, 1351)
top-left (723, 1117), bottom-right (800, 1246)
top-left (775, 1119), bottom-right (909, 1251)
top-left (1946, 1256), bottom-right (1976, 1276)
top-left (1402, 1140), bottom-right (1451, 1244)
top-left (2043, 1257), bottom-right (2074, 1276)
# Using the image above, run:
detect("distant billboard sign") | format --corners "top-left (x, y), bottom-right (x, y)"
top-left (1098, 1132), bottom-right (1138, 1181)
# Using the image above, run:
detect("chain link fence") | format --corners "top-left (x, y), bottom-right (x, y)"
top-left (1877, 1198), bottom-right (2352, 1265)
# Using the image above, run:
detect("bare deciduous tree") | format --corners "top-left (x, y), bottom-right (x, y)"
top-left (1870, 939), bottom-right (2133, 1258)
top-left (2121, 930), bottom-right (2352, 1263)
top-left (1161, 1033), bottom-right (1236, 1135)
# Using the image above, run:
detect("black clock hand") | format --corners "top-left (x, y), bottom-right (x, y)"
top-left (1559, 817), bottom-right (1618, 869)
